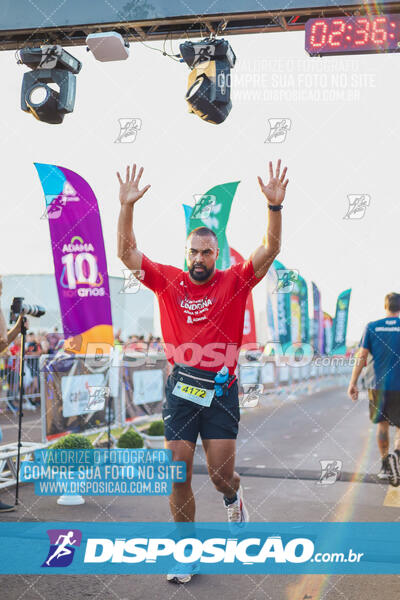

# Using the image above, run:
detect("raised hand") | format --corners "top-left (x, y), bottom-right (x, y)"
top-left (257, 159), bottom-right (289, 206)
top-left (116, 163), bottom-right (151, 206)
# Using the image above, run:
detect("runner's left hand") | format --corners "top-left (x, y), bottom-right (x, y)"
top-left (257, 159), bottom-right (289, 206)
top-left (16, 314), bottom-right (28, 332)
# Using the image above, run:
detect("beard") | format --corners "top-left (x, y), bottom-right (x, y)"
top-left (188, 263), bottom-right (214, 282)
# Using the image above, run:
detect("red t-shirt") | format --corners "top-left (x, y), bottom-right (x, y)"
top-left (9, 343), bottom-right (20, 370)
top-left (140, 253), bottom-right (260, 373)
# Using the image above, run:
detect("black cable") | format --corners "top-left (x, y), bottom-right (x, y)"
top-left (138, 33), bottom-right (182, 62)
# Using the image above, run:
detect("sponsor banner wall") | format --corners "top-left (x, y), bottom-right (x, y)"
top-left (122, 354), bottom-right (168, 422)
top-left (40, 354), bottom-right (115, 441)
top-left (323, 312), bottom-right (333, 355)
top-left (274, 259), bottom-right (291, 351)
top-left (312, 281), bottom-right (324, 354)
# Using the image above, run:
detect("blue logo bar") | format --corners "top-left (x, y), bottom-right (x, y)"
top-left (1, 522), bottom-right (400, 574)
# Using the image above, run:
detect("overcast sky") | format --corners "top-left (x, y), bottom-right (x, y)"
top-left (0, 30), bottom-right (398, 343)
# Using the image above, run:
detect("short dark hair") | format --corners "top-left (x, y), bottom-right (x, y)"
top-left (187, 227), bottom-right (218, 244)
top-left (385, 293), bottom-right (400, 313)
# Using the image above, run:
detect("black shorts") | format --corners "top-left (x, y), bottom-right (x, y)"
top-left (368, 389), bottom-right (400, 426)
top-left (162, 365), bottom-right (240, 443)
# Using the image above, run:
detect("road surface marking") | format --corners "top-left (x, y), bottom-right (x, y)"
top-left (383, 486), bottom-right (400, 507)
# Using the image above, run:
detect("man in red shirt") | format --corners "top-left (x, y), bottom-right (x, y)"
top-left (117, 161), bottom-right (289, 583)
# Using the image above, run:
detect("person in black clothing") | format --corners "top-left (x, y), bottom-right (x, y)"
top-left (26, 332), bottom-right (41, 398)
top-left (0, 275), bottom-right (25, 512)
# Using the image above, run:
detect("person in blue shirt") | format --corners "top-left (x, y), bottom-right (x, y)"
top-left (348, 292), bottom-right (400, 485)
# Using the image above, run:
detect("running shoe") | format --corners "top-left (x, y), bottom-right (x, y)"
top-left (387, 453), bottom-right (400, 487)
top-left (166, 560), bottom-right (199, 584)
top-left (377, 456), bottom-right (390, 480)
top-left (224, 485), bottom-right (249, 526)
top-left (0, 501), bottom-right (16, 513)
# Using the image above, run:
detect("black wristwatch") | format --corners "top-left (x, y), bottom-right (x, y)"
top-left (268, 204), bottom-right (283, 211)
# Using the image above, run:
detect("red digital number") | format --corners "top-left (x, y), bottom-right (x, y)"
top-left (307, 14), bottom-right (400, 54)
top-left (371, 17), bottom-right (388, 44)
top-left (328, 19), bottom-right (346, 47)
top-left (354, 18), bottom-right (370, 46)
top-left (310, 20), bottom-right (328, 48)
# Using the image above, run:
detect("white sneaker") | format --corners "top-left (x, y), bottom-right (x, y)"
top-left (166, 560), bottom-right (199, 584)
top-left (224, 485), bottom-right (249, 526)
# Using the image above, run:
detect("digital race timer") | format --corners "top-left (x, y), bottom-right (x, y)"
top-left (305, 14), bottom-right (400, 56)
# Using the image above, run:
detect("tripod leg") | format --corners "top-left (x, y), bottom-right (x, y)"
top-left (15, 319), bottom-right (27, 506)
top-left (107, 393), bottom-right (111, 450)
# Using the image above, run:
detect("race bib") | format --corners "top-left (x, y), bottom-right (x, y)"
top-left (172, 380), bottom-right (215, 407)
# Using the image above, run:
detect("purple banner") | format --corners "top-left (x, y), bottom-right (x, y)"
top-left (35, 163), bottom-right (113, 353)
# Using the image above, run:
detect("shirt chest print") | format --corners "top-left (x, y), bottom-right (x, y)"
top-left (177, 280), bottom-right (215, 323)
top-left (180, 295), bottom-right (213, 313)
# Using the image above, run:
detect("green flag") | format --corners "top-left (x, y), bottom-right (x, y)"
top-left (331, 288), bottom-right (351, 355)
top-left (183, 182), bottom-right (239, 271)
top-left (273, 259), bottom-right (292, 352)
top-left (297, 274), bottom-right (309, 344)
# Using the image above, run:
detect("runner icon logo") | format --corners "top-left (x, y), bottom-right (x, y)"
top-left (274, 269), bottom-right (298, 294)
top-left (192, 194), bottom-right (216, 219)
top-left (42, 529), bottom-right (82, 567)
top-left (86, 386), bottom-right (110, 412)
top-left (343, 194), bottom-right (371, 220)
top-left (115, 118), bottom-right (142, 143)
top-left (317, 460), bottom-right (342, 485)
top-left (120, 269), bottom-right (145, 294)
top-left (241, 384), bottom-right (263, 408)
top-left (265, 118), bottom-right (291, 144)
top-left (41, 182), bottom-right (80, 220)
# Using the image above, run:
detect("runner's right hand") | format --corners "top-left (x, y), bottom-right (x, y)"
top-left (116, 163), bottom-right (151, 206)
top-left (347, 382), bottom-right (358, 402)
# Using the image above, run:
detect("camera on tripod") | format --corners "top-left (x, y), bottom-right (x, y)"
top-left (9, 297), bottom-right (46, 324)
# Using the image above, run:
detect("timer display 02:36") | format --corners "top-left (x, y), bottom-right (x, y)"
top-left (305, 14), bottom-right (400, 56)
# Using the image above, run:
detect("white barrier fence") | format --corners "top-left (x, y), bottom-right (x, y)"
top-left (0, 353), bottom-right (354, 421)
top-left (238, 357), bottom-right (353, 406)
top-left (0, 354), bottom-right (354, 489)
top-left (0, 441), bottom-right (48, 490)
top-left (0, 355), bottom-right (41, 412)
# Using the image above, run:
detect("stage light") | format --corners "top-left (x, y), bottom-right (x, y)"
top-left (179, 38), bottom-right (236, 124)
top-left (25, 83), bottom-right (60, 124)
top-left (18, 45), bottom-right (82, 124)
top-left (86, 32), bottom-right (130, 62)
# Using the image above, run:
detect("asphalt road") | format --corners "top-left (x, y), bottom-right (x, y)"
top-left (1, 383), bottom-right (400, 599)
